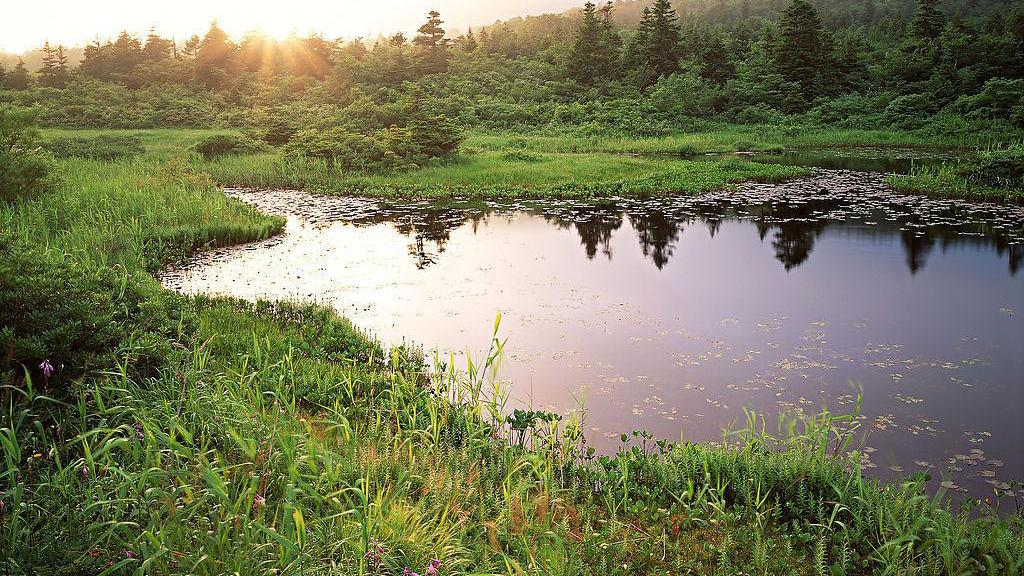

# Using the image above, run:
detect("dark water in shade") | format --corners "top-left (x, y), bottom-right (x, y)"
top-left (162, 170), bottom-right (1024, 499)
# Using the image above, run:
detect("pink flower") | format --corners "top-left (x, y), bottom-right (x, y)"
top-left (253, 493), bottom-right (266, 509)
top-left (81, 465), bottom-right (89, 480)
top-left (426, 559), bottom-right (441, 576)
top-left (403, 569), bottom-right (419, 576)
top-left (39, 360), bottom-right (54, 379)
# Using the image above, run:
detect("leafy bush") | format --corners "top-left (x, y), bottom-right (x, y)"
top-left (43, 133), bottom-right (145, 160)
top-left (734, 103), bottom-right (787, 125)
top-left (0, 233), bottom-right (187, 389)
top-left (0, 105), bottom-right (53, 203)
top-left (882, 93), bottom-right (934, 130)
top-left (193, 133), bottom-right (271, 159)
top-left (284, 128), bottom-right (394, 171)
top-left (964, 145), bottom-right (1024, 190)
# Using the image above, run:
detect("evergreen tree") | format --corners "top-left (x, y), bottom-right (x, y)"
top-left (143, 28), bottom-right (175, 61)
top-left (911, 0), bottom-right (946, 42)
top-left (413, 11), bottom-right (450, 74)
top-left (182, 35), bottom-right (202, 60)
top-left (39, 42), bottom-right (69, 88)
top-left (701, 35), bottom-right (735, 84)
top-left (647, 0), bottom-right (682, 78)
top-left (0, 62), bottom-right (6, 88)
top-left (461, 28), bottom-right (478, 52)
top-left (569, 2), bottom-right (603, 84)
top-left (7, 60), bottom-right (31, 90)
top-left (775, 0), bottom-right (824, 99)
top-left (195, 22), bottom-right (238, 88)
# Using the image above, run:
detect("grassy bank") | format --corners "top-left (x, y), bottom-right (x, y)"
top-left (4, 129), bottom-right (1023, 574)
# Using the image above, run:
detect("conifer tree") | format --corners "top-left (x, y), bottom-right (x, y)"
top-left (911, 0), bottom-right (946, 41)
top-left (7, 60), bottom-right (31, 89)
top-left (413, 11), bottom-right (450, 74)
top-left (775, 0), bottom-right (823, 99)
top-left (647, 0), bottom-right (682, 78)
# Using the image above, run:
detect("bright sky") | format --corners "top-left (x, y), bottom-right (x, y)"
top-left (1, 0), bottom-right (581, 52)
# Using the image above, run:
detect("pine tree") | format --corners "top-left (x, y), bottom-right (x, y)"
top-left (39, 42), bottom-right (69, 88)
top-left (461, 28), bottom-right (478, 52)
top-left (195, 22), bottom-right (238, 88)
top-left (7, 60), bottom-right (31, 89)
top-left (775, 0), bottom-right (824, 99)
top-left (647, 0), bottom-right (682, 78)
top-left (911, 0), bottom-right (945, 41)
top-left (701, 35), bottom-right (735, 84)
top-left (143, 28), bottom-right (175, 61)
top-left (569, 2), bottom-right (603, 84)
top-left (413, 11), bottom-right (450, 74)
top-left (0, 62), bottom-right (6, 88)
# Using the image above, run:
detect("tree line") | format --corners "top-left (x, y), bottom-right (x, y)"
top-left (1, 0), bottom-right (1021, 135)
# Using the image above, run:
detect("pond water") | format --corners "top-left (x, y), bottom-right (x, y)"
top-left (162, 169), bottom-right (1024, 499)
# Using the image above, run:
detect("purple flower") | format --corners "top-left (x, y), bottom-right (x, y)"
top-left (403, 569), bottom-right (420, 576)
top-left (39, 360), bottom-right (54, 379)
top-left (426, 559), bottom-right (441, 576)
top-left (134, 422), bottom-right (144, 440)
top-left (81, 465), bottom-right (89, 480)
top-left (253, 492), bottom-right (266, 509)
top-left (123, 549), bottom-right (136, 559)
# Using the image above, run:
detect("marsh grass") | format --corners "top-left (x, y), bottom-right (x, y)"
top-left (204, 151), bottom-right (804, 199)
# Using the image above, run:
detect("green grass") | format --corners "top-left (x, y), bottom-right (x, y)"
top-left (4, 128), bottom-right (1023, 575)
top-left (204, 150), bottom-right (804, 199)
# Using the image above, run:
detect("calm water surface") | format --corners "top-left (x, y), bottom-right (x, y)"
top-left (163, 170), bottom-right (1024, 498)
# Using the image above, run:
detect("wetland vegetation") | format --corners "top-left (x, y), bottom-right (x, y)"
top-left (3, 0), bottom-right (1024, 574)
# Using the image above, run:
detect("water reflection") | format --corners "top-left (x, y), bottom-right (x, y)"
top-left (269, 171), bottom-right (1023, 275)
top-left (163, 169), bottom-right (1024, 500)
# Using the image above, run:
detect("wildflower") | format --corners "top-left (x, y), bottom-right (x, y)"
top-left (81, 465), bottom-right (89, 480)
top-left (39, 360), bottom-right (54, 379)
top-left (364, 537), bottom-right (384, 568)
top-left (124, 549), bottom-right (136, 559)
top-left (134, 422), bottom-right (144, 440)
top-left (253, 492), bottom-right (266, 510)
top-left (403, 569), bottom-right (419, 576)
top-left (426, 559), bottom-right (441, 576)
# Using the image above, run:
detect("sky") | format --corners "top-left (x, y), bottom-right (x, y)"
top-left (0, 0), bottom-right (582, 53)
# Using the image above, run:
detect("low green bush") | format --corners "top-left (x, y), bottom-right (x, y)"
top-left (193, 133), bottom-right (271, 159)
top-left (0, 233), bottom-right (188, 389)
top-left (966, 145), bottom-right (1024, 189)
top-left (0, 105), bottom-right (53, 203)
top-left (284, 127), bottom-right (395, 171)
top-left (43, 133), bottom-right (145, 160)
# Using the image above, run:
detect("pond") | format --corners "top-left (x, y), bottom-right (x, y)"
top-left (162, 169), bottom-right (1024, 499)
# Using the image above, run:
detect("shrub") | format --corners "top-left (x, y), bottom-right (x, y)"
top-left (43, 134), bottom-right (145, 161)
top-left (881, 93), bottom-right (934, 130)
top-left (963, 145), bottom-right (1024, 190)
top-left (734, 103), bottom-right (787, 125)
top-left (193, 133), bottom-right (271, 160)
top-left (0, 105), bottom-right (53, 203)
top-left (0, 233), bottom-right (187, 389)
top-left (284, 127), bottom-right (393, 171)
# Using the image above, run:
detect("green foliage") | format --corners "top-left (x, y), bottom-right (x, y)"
top-left (0, 105), bottom-right (52, 203)
top-left (42, 133), bottom-right (144, 160)
top-left (284, 127), bottom-right (395, 171)
top-left (193, 133), bottom-right (270, 159)
top-left (775, 0), bottom-right (825, 101)
top-left (0, 232), bottom-right (185, 387)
